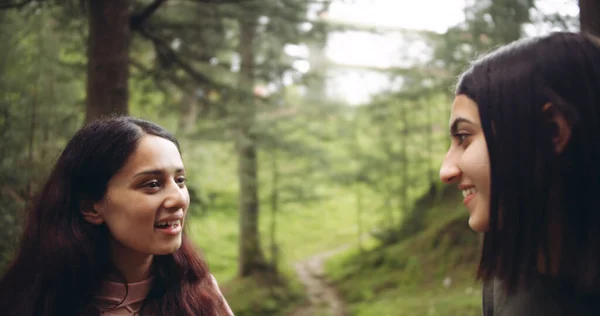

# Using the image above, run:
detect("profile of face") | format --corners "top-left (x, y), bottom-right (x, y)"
top-left (86, 134), bottom-right (190, 257)
top-left (440, 95), bottom-right (491, 232)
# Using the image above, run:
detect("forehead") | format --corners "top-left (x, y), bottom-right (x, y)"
top-left (120, 135), bottom-right (183, 174)
top-left (450, 94), bottom-right (481, 125)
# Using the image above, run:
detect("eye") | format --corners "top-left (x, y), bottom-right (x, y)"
top-left (176, 176), bottom-right (186, 185)
top-left (452, 133), bottom-right (470, 145)
top-left (145, 181), bottom-right (161, 189)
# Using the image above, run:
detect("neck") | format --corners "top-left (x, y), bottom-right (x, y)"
top-left (109, 239), bottom-right (154, 283)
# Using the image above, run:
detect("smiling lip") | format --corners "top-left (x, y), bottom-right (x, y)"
top-left (155, 223), bottom-right (182, 236)
top-left (459, 185), bottom-right (476, 206)
top-left (463, 193), bottom-right (475, 205)
top-left (155, 213), bottom-right (184, 224)
top-left (154, 212), bottom-right (184, 236)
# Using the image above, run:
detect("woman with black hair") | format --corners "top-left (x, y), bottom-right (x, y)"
top-left (440, 32), bottom-right (600, 315)
top-left (0, 116), bottom-right (233, 315)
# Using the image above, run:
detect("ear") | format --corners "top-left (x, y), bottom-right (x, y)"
top-left (80, 200), bottom-right (104, 225)
top-left (542, 103), bottom-right (571, 154)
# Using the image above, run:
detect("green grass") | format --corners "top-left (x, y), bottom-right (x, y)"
top-left (186, 186), bottom-right (383, 279)
top-left (186, 212), bottom-right (306, 315)
top-left (218, 274), bottom-right (306, 316)
top-left (324, 199), bottom-right (483, 316)
top-left (344, 288), bottom-right (481, 316)
top-left (185, 185), bottom-right (384, 315)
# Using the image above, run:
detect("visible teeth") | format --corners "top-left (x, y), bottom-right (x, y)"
top-left (462, 187), bottom-right (477, 198)
top-left (155, 220), bottom-right (180, 227)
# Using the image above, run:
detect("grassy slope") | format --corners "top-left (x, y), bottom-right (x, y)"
top-left (325, 193), bottom-right (483, 316)
top-left (186, 186), bottom-right (384, 315)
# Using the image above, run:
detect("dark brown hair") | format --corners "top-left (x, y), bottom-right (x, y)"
top-left (0, 116), bottom-right (230, 315)
top-left (457, 32), bottom-right (600, 294)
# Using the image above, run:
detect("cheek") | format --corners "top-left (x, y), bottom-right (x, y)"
top-left (103, 193), bottom-right (156, 227)
top-left (175, 187), bottom-right (191, 214)
top-left (462, 140), bottom-right (491, 187)
top-left (184, 190), bottom-right (191, 209)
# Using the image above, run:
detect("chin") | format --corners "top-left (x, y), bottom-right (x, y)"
top-left (468, 216), bottom-right (489, 233)
top-left (154, 241), bottom-right (183, 255)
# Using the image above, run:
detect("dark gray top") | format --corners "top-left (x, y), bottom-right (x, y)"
top-left (482, 277), bottom-right (600, 316)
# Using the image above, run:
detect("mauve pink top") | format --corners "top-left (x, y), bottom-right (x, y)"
top-left (92, 275), bottom-right (234, 315)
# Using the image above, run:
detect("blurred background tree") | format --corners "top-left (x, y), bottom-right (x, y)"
top-left (0, 0), bottom-right (590, 315)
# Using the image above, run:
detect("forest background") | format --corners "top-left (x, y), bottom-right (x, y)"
top-left (0, 0), bottom-right (594, 315)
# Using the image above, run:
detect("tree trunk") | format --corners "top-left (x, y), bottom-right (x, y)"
top-left (26, 81), bottom-right (37, 207)
top-left (379, 119), bottom-right (394, 230)
top-left (426, 98), bottom-right (433, 181)
top-left (182, 90), bottom-right (200, 132)
top-left (352, 115), bottom-right (364, 255)
top-left (86, 0), bottom-right (130, 123)
top-left (236, 14), bottom-right (268, 278)
top-left (269, 142), bottom-right (279, 273)
top-left (580, 0), bottom-right (600, 37)
top-left (400, 103), bottom-right (408, 223)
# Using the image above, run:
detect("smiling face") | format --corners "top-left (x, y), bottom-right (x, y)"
top-left (440, 95), bottom-right (491, 232)
top-left (93, 134), bottom-right (190, 258)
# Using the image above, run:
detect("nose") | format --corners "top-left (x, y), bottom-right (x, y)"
top-left (439, 151), bottom-right (461, 184)
top-left (163, 180), bottom-right (189, 210)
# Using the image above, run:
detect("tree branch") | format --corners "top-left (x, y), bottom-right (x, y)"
top-left (138, 27), bottom-right (215, 86)
top-left (130, 0), bottom-right (167, 31)
top-left (0, 0), bottom-right (32, 9)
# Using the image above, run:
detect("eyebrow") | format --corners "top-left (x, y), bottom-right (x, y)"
top-left (133, 168), bottom-right (185, 178)
top-left (450, 117), bottom-right (475, 134)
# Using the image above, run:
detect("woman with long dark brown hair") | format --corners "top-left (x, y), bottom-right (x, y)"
top-left (0, 116), bottom-right (233, 315)
top-left (440, 32), bottom-right (600, 315)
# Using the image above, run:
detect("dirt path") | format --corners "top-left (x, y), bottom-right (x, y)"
top-left (288, 245), bottom-right (350, 316)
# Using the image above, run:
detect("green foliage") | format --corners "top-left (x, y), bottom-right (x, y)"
top-left (345, 0), bottom-right (539, 245)
top-left (0, 0), bottom-right (582, 314)
top-left (324, 194), bottom-right (480, 316)
top-left (221, 274), bottom-right (304, 316)
top-left (388, 183), bottom-right (462, 244)
top-left (432, 0), bottom-right (536, 77)
top-left (0, 8), bottom-right (84, 271)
